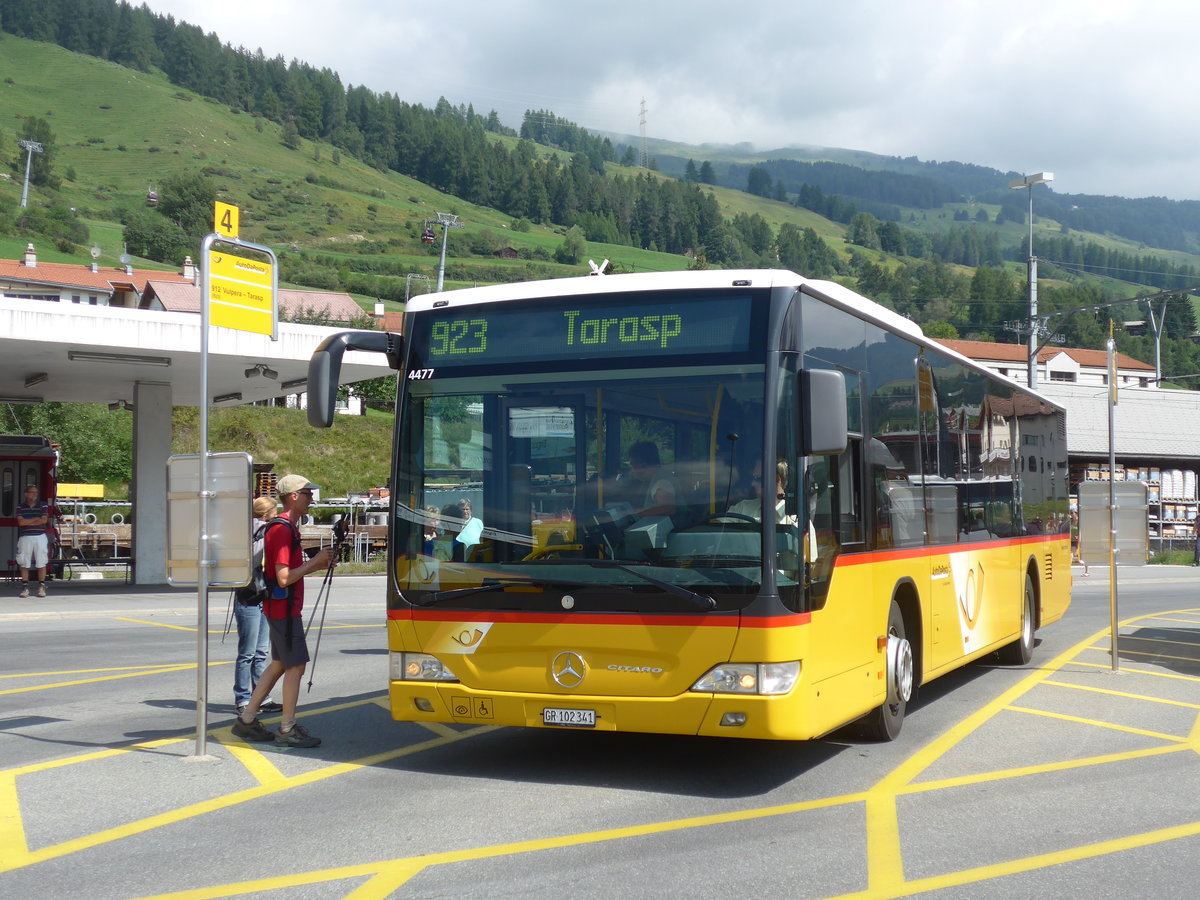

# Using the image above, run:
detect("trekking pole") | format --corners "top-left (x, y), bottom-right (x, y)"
top-left (222, 590), bottom-right (235, 642)
top-left (305, 518), bottom-right (348, 691)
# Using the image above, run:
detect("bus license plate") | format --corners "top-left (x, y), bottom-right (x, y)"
top-left (543, 707), bottom-right (596, 727)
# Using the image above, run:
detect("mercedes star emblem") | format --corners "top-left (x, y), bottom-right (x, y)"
top-left (551, 650), bottom-right (586, 688)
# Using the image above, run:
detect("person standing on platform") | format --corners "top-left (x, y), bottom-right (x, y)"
top-left (16, 484), bottom-right (50, 598)
top-left (232, 496), bottom-right (282, 716)
top-left (233, 474), bottom-right (336, 748)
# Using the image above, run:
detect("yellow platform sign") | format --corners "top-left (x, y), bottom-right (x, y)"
top-left (214, 202), bottom-right (239, 239)
top-left (208, 249), bottom-right (276, 336)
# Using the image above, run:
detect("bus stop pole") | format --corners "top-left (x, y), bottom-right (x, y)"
top-left (194, 234), bottom-right (214, 757)
top-left (1107, 337), bottom-right (1119, 672)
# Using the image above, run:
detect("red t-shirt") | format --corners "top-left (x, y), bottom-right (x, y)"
top-left (263, 515), bottom-right (303, 618)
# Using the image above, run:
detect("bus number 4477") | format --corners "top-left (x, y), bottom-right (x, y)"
top-left (408, 368), bottom-right (435, 381)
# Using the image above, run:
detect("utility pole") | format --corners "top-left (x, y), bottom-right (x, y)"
top-left (1142, 296), bottom-right (1168, 386)
top-left (18, 140), bottom-right (43, 208)
top-left (425, 213), bottom-right (464, 292)
top-left (639, 98), bottom-right (648, 168)
top-left (1008, 172), bottom-right (1053, 388)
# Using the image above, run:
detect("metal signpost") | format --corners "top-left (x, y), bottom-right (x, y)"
top-left (170, 204), bottom-right (278, 758)
top-left (1077, 335), bottom-right (1150, 673)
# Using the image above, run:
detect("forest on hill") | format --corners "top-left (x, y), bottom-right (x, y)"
top-left (6, 0), bottom-right (1200, 386)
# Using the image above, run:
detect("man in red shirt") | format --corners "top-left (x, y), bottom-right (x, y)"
top-left (233, 474), bottom-right (336, 748)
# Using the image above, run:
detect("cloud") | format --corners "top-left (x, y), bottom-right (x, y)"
top-left (149, 0), bottom-right (1200, 200)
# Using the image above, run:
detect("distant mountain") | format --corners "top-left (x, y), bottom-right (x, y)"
top-left (606, 133), bottom-right (1200, 254)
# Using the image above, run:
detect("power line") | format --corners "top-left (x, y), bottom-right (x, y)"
top-left (1045, 258), bottom-right (1200, 285)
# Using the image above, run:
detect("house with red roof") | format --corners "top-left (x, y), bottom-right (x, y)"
top-left (0, 242), bottom-right (368, 325)
top-left (936, 339), bottom-right (1156, 390)
top-left (0, 243), bottom-right (195, 306)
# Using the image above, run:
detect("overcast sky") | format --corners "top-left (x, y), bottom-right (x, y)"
top-left (149, 1), bottom-right (1199, 201)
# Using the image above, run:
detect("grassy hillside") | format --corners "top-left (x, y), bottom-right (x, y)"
top-left (0, 35), bottom-right (696, 294)
top-left (173, 406), bottom-right (393, 498)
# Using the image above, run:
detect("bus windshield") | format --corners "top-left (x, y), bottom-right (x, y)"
top-left (392, 289), bottom-right (779, 611)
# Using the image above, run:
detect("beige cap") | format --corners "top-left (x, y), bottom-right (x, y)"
top-left (276, 474), bottom-right (319, 495)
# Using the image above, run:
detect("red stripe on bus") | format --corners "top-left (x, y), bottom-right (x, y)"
top-left (387, 608), bottom-right (811, 627)
top-left (833, 534), bottom-right (1065, 566)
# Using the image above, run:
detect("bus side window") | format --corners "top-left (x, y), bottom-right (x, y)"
top-left (835, 440), bottom-right (862, 545)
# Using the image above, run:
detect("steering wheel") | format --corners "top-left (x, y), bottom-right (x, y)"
top-left (704, 513), bottom-right (758, 524)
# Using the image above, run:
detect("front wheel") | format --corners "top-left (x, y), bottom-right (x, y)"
top-left (858, 599), bottom-right (913, 741)
top-left (996, 573), bottom-right (1036, 665)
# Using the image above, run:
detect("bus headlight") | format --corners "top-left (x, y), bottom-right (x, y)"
top-left (691, 661), bottom-right (799, 695)
top-left (391, 652), bottom-right (459, 682)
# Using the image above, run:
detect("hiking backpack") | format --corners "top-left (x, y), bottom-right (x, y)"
top-left (234, 516), bottom-right (292, 605)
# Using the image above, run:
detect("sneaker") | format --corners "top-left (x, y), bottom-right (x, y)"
top-left (276, 723), bottom-right (321, 748)
top-left (231, 717), bottom-right (275, 743)
top-left (36, 584), bottom-right (46, 598)
top-left (259, 699), bottom-right (282, 713)
top-left (18, 585), bottom-right (29, 599)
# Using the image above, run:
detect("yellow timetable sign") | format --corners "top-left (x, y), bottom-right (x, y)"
top-left (208, 249), bottom-right (275, 336)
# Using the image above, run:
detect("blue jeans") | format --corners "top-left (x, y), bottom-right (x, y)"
top-left (233, 601), bottom-right (271, 707)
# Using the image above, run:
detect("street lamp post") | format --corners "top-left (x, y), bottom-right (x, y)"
top-left (1009, 172), bottom-right (1053, 388)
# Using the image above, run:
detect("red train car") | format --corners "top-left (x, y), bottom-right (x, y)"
top-left (0, 435), bottom-right (60, 578)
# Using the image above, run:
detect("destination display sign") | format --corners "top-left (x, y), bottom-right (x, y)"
top-left (412, 293), bottom-right (757, 368)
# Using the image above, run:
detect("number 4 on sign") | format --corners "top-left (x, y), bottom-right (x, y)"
top-left (214, 202), bottom-right (239, 239)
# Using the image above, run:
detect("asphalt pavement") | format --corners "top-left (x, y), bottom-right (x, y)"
top-left (5, 567), bottom-right (1200, 898)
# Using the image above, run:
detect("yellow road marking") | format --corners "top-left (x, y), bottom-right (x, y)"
top-left (115, 617), bottom-right (200, 632)
top-left (0, 663), bottom-right (185, 680)
top-left (133, 791), bottom-right (870, 900)
top-left (0, 666), bottom-right (195, 696)
top-left (826, 820), bottom-right (1200, 899)
top-left (901, 743), bottom-right (1189, 794)
top-left (1006, 705), bottom-right (1188, 742)
top-left (1068, 659), bottom-right (1200, 682)
top-left (0, 721), bottom-right (498, 876)
top-left (8, 739), bottom-right (184, 778)
top-left (11, 608), bottom-right (1200, 898)
top-left (0, 661), bottom-right (231, 696)
top-left (1085, 644), bottom-right (1200, 665)
top-left (0, 774), bottom-right (28, 869)
top-left (215, 733), bottom-right (286, 785)
top-left (1041, 678), bottom-right (1200, 709)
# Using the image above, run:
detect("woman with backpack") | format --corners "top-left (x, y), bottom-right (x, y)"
top-left (232, 497), bottom-right (282, 716)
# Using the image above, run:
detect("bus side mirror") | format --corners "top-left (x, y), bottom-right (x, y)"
top-left (307, 331), bottom-right (402, 428)
top-left (800, 369), bottom-right (848, 456)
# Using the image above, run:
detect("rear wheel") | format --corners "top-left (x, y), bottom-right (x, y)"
top-left (858, 599), bottom-right (912, 741)
top-left (997, 573), bottom-right (1036, 665)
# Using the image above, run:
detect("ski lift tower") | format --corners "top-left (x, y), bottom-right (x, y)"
top-left (425, 213), bottom-right (464, 292)
top-left (18, 140), bottom-right (43, 208)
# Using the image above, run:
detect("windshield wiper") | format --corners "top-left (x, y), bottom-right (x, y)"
top-left (523, 558), bottom-right (717, 611)
top-left (417, 578), bottom-right (594, 606)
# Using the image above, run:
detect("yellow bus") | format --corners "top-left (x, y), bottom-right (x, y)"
top-left (308, 270), bottom-right (1070, 741)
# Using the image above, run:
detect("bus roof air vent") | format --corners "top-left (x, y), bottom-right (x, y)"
top-left (732, 279), bottom-right (751, 286)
